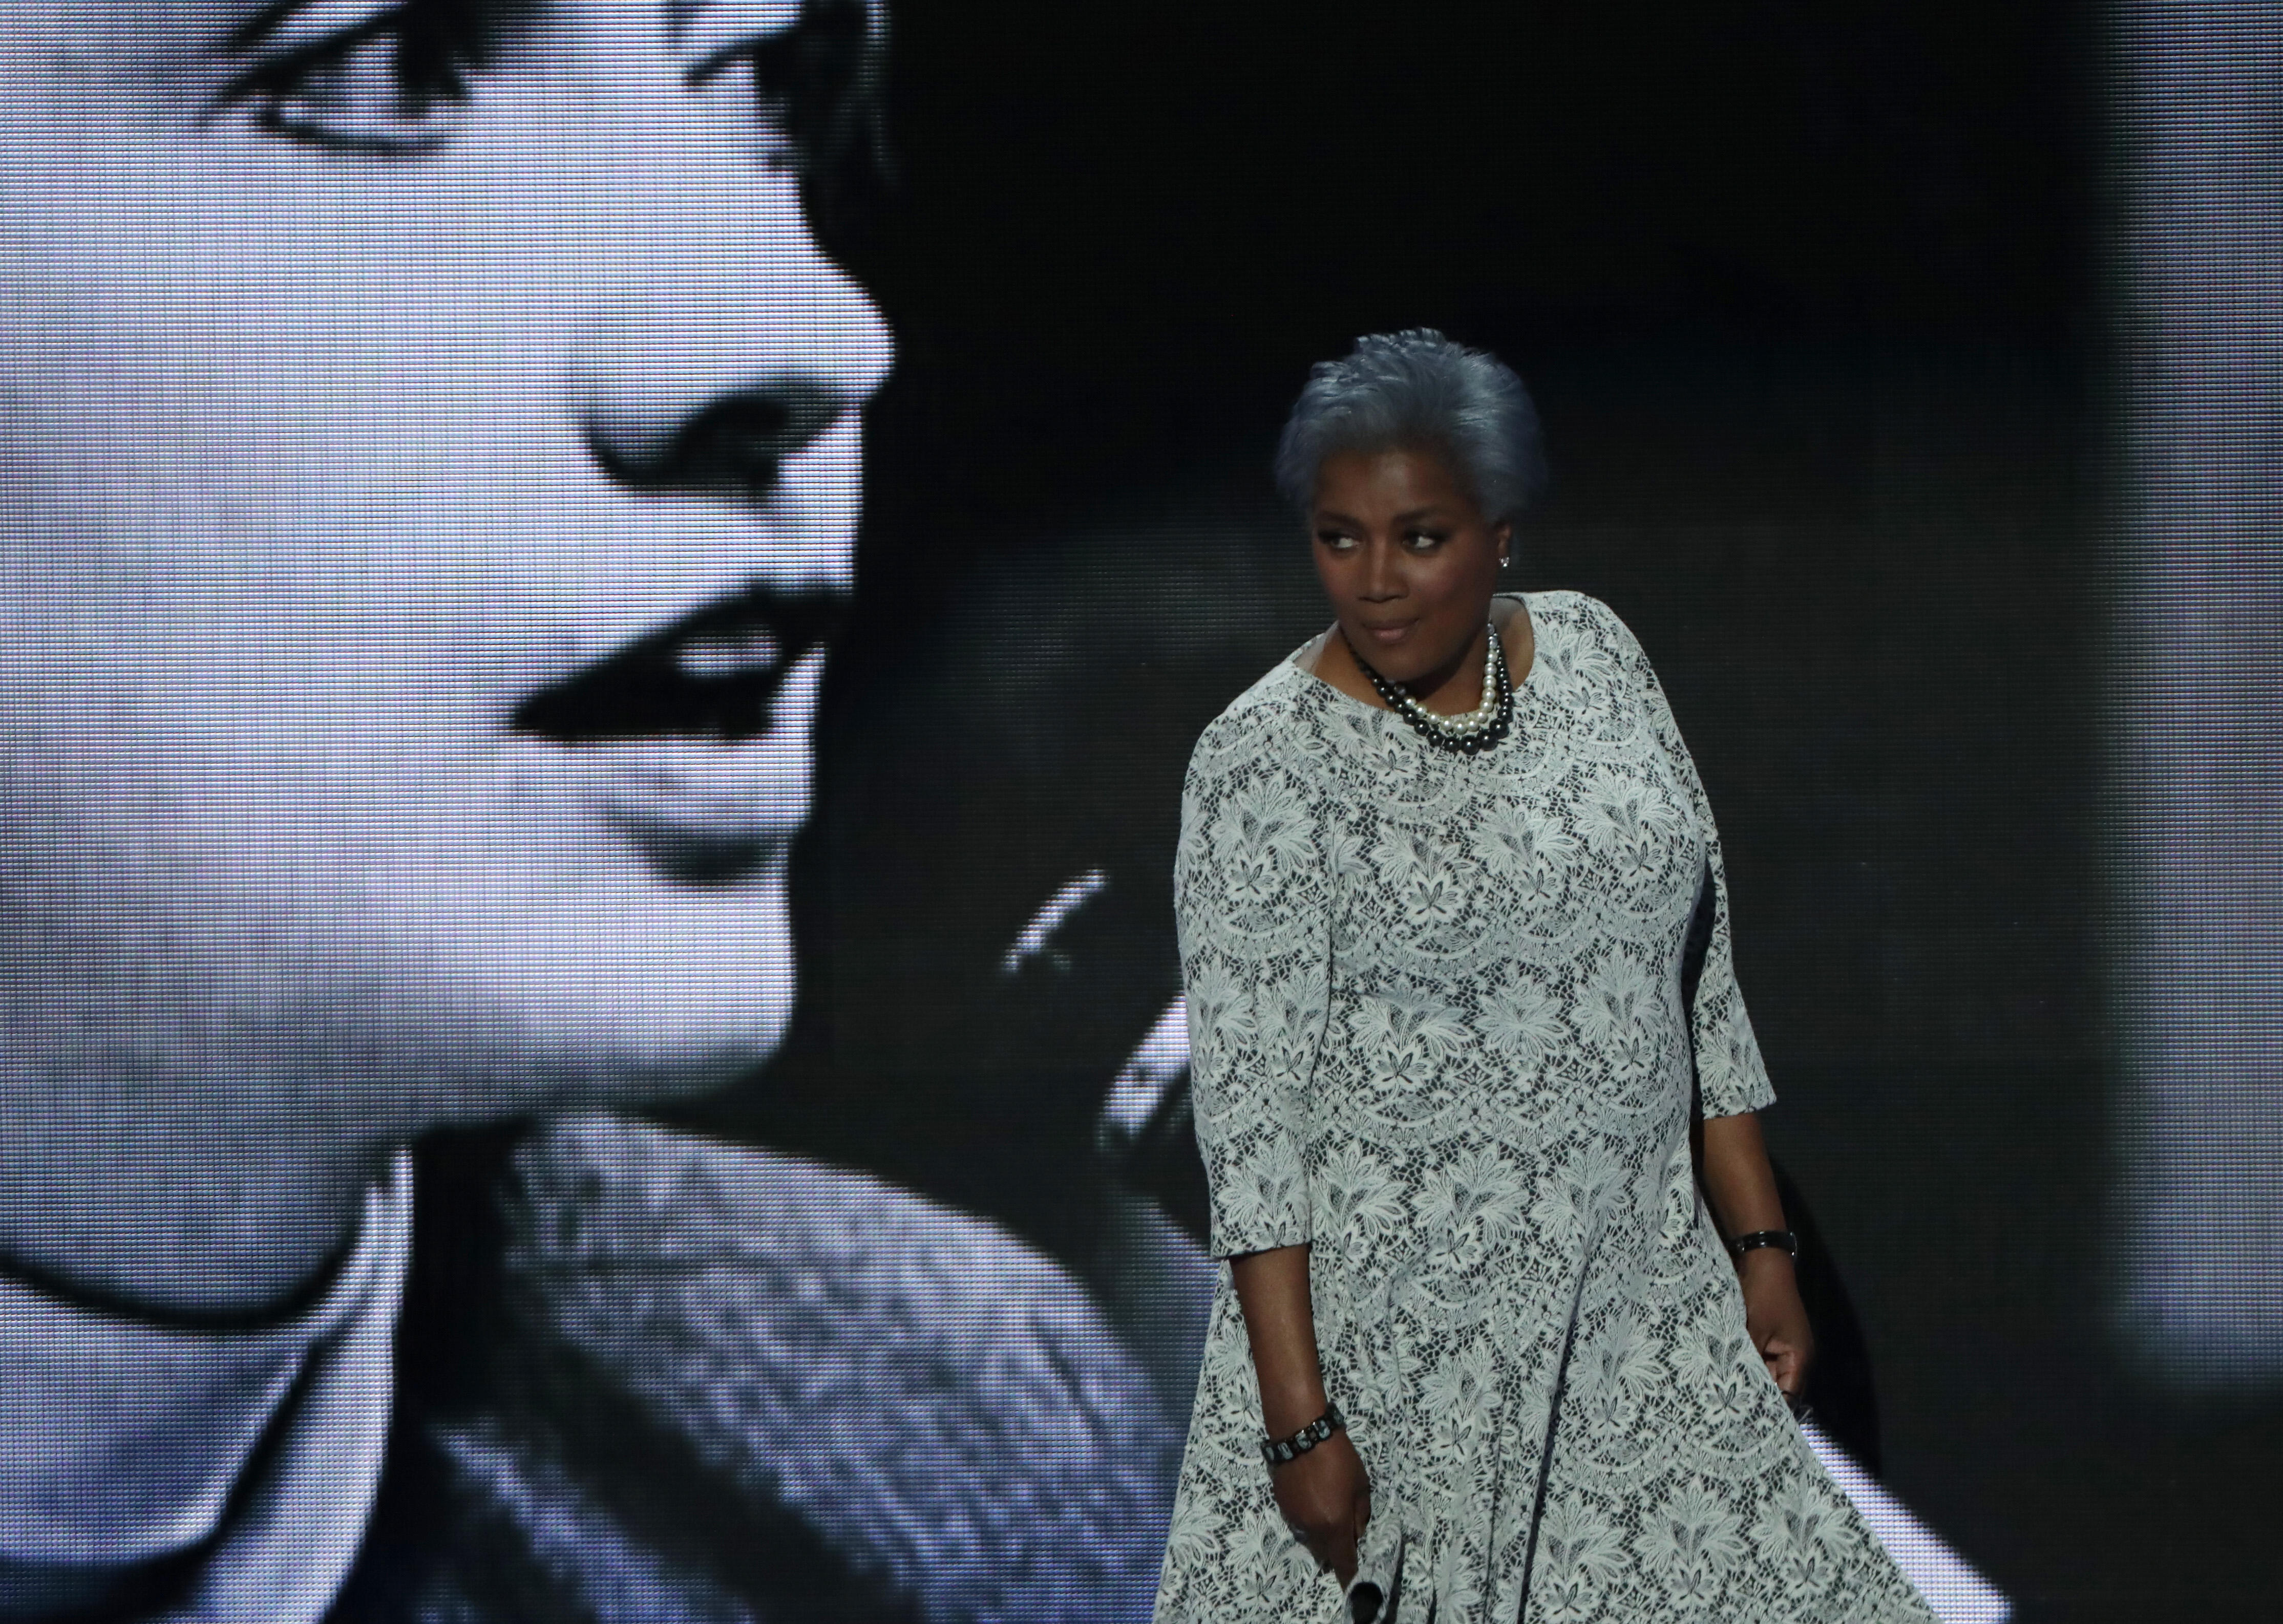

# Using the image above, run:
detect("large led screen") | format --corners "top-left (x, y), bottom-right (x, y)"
top-left (0, 2), bottom-right (2271, 1620)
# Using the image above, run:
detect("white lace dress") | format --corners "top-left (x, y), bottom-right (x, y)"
top-left (1153, 592), bottom-right (1936, 1623)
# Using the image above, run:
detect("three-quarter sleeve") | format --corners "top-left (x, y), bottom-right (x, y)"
top-left (1175, 705), bottom-right (1333, 1259)
top-left (1597, 603), bottom-right (1779, 1121)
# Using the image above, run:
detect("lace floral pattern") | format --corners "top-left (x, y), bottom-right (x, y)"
top-left (1154, 593), bottom-right (1935, 1623)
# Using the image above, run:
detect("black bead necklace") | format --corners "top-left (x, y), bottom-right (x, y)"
top-left (1348, 620), bottom-right (1515, 756)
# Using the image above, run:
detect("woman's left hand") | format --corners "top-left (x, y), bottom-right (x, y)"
top-left (1737, 1249), bottom-right (1815, 1398)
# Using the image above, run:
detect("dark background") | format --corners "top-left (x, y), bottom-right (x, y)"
top-left (697, 2), bottom-right (2271, 1615)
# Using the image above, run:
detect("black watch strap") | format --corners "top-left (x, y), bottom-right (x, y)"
top-left (1730, 1229), bottom-right (1799, 1258)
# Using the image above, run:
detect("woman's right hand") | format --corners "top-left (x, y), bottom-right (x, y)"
top-left (1270, 1429), bottom-right (1372, 1588)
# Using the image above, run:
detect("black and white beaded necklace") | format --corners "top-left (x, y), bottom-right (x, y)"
top-left (1347, 620), bottom-right (1514, 756)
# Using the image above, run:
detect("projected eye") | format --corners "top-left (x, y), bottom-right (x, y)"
top-left (690, 2), bottom-right (871, 175)
top-left (690, 48), bottom-right (797, 170)
top-left (235, 11), bottom-right (474, 157)
top-left (690, 34), bottom-right (809, 173)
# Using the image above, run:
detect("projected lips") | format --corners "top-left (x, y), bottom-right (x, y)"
top-left (511, 589), bottom-right (848, 886)
top-left (513, 589), bottom-right (845, 743)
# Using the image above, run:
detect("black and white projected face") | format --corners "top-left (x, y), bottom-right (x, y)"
top-left (0, 2), bottom-right (890, 1129)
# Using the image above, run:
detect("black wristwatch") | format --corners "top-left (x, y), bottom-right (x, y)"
top-left (1729, 1229), bottom-right (1799, 1259)
top-left (1260, 1401), bottom-right (1346, 1467)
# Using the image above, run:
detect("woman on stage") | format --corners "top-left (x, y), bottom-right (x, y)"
top-left (1154, 331), bottom-right (1935, 1621)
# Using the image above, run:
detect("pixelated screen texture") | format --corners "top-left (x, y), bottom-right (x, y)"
top-left (2109, 0), bottom-right (2283, 1385)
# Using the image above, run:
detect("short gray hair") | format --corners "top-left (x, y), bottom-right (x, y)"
top-left (1273, 330), bottom-right (1547, 522)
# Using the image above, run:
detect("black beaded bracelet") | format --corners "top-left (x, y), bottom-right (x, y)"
top-left (1730, 1229), bottom-right (1799, 1259)
top-left (1260, 1401), bottom-right (1346, 1467)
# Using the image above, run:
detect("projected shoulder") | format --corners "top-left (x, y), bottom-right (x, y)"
top-left (488, 1116), bottom-right (1178, 1611)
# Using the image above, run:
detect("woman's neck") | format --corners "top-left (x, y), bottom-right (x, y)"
top-left (1308, 594), bottom-right (1533, 714)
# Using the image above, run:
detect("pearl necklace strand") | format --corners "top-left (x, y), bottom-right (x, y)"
top-left (1349, 621), bottom-right (1515, 756)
